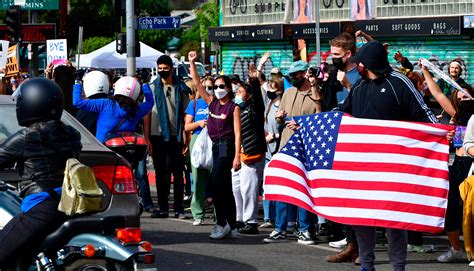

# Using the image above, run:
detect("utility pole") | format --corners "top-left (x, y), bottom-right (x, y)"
top-left (314, 0), bottom-right (321, 68)
top-left (126, 0), bottom-right (136, 76)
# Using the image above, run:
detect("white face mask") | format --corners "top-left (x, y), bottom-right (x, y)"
top-left (214, 88), bottom-right (228, 99)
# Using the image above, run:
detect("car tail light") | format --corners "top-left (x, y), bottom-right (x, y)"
top-left (116, 228), bottom-right (142, 243)
top-left (92, 165), bottom-right (136, 194)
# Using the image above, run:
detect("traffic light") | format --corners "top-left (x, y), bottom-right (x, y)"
top-left (116, 32), bottom-right (140, 57)
top-left (116, 32), bottom-right (126, 54)
top-left (5, 5), bottom-right (21, 42)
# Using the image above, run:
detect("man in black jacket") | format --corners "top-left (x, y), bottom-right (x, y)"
top-left (342, 41), bottom-right (438, 271)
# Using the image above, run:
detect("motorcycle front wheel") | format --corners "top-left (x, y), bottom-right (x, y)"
top-left (63, 258), bottom-right (137, 271)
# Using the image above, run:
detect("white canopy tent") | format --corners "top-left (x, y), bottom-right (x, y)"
top-left (77, 41), bottom-right (178, 69)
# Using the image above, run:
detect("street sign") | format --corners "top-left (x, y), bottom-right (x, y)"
top-left (0, 24), bottom-right (56, 43)
top-left (138, 16), bottom-right (181, 30)
top-left (0, 0), bottom-right (59, 10)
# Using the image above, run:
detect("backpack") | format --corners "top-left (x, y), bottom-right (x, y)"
top-left (58, 158), bottom-right (103, 216)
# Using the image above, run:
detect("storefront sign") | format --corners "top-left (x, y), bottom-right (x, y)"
top-left (0, 24), bottom-right (56, 43)
top-left (292, 22), bottom-right (341, 39)
top-left (354, 17), bottom-right (461, 36)
top-left (209, 24), bottom-right (283, 42)
top-left (0, 0), bottom-right (59, 10)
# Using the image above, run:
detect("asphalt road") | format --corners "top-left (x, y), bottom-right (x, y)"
top-left (138, 214), bottom-right (471, 271)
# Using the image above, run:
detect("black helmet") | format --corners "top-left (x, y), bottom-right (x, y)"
top-left (16, 78), bottom-right (64, 126)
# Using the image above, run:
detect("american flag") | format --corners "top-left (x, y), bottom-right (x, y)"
top-left (264, 111), bottom-right (452, 233)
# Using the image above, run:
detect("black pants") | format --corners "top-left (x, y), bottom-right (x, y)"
top-left (151, 136), bottom-right (185, 213)
top-left (0, 198), bottom-right (67, 270)
top-left (445, 155), bottom-right (473, 232)
top-left (207, 141), bottom-right (236, 229)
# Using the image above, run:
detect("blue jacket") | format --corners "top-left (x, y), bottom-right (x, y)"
top-left (151, 75), bottom-right (191, 142)
top-left (73, 83), bottom-right (154, 142)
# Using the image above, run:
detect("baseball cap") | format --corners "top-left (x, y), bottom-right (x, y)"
top-left (270, 67), bottom-right (281, 74)
top-left (287, 60), bottom-right (309, 74)
top-left (349, 40), bottom-right (391, 75)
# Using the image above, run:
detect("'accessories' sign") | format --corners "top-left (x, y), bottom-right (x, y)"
top-left (354, 16), bottom-right (461, 37)
top-left (292, 22), bottom-right (340, 39)
top-left (209, 24), bottom-right (283, 42)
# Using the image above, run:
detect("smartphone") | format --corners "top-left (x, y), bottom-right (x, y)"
top-left (453, 126), bottom-right (466, 148)
top-left (52, 59), bottom-right (67, 66)
top-left (284, 116), bottom-right (292, 122)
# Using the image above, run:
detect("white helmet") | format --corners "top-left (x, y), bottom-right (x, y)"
top-left (113, 76), bottom-right (141, 101)
top-left (83, 71), bottom-right (110, 98)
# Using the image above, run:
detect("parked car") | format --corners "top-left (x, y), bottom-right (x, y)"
top-left (0, 95), bottom-right (141, 227)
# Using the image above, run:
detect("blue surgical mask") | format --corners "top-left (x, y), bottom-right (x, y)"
top-left (235, 95), bottom-right (245, 107)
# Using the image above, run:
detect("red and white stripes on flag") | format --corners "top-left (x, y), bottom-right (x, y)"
top-left (264, 112), bottom-right (452, 233)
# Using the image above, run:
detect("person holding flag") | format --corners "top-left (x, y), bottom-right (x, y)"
top-left (342, 41), bottom-right (439, 271)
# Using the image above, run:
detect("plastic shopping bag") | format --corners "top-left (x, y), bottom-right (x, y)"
top-left (191, 127), bottom-right (213, 169)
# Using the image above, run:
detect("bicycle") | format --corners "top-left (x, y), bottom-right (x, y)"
top-left (323, 0), bottom-right (345, 9)
top-left (229, 0), bottom-right (247, 14)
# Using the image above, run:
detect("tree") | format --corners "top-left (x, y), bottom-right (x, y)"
top-left (178, 0), bottom-right (219, 57)
top-left (82, 37), bottom-right (114, 54)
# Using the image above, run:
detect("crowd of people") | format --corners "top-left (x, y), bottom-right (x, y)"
top-left (1, 29), bottom-right (474, 270)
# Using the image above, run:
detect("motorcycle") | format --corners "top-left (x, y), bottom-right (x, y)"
top-left (0, 181), bottom-right (154, 270)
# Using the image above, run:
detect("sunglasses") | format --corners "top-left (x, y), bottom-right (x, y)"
top-left (213, 84), bottom-right (226, 90)
top-left (206, 86), bottom-right (213, 91)
top-left (166, 86), bottom-right (171, 98)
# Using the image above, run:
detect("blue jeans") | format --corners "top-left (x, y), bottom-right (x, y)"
top-left (275, 202), bottom-right (313, 232)
top-left (135, 156), bottom-right (154, 210)
top-left (263, 200), bottom-right (276, 221)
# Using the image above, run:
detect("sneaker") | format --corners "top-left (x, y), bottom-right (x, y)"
top-left (259, 221), bottom-right (273, 228)
top-left (210, 224), bottom-right (230, 239)
top-left (437, 247), bottom-right (464, 263)
top-left (236, 221), bottom-right (245, 229)
top-left (150, 210), bottom-right (169, 218)
top-left (263, 230), bottom-right (287, 243)
top-left (407, 244), bottom-right (434, 253)
top-left (238, 224), bottom-right (259, 235)
top-left (228, 228), bottom-right (238, 239)
top-left (297, 230), bottom-right (315, 245)
top-left (329, 238), bottom-right (347, 249)
top-left (193, 218), bottom-right (203, 226)
top-left (469, 261), bottom-right (474, 267)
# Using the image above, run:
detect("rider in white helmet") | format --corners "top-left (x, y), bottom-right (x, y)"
top-left (72, 75), bottom-right (154, 143)
top-left (74, 70), bottom-right (112, 134)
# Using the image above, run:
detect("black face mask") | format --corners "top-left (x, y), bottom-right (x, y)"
top-left (332, 57), bottom-right (346, 71)
top-left (267, 91), bottom-right (278, 100)
top-left (158, 70), bottom-right (171, 79)
top-left (357, 66), bottom-right (369, 79)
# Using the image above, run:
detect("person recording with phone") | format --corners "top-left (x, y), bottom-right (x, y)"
top-left (264, 60), bottom-right (323, 244)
